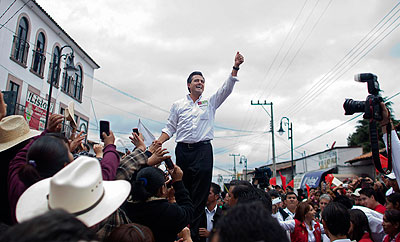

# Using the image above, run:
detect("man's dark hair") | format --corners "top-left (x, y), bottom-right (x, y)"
top-left (187, 71), bottom-right (204, 84)
top-left (359, 187), bottom-right (376, 199)
top-left (232, 185), bottom-right (272, 212)
top-left (387, 192), bottom-right (400, 209)
top-left (384, 209), bottom-right (400, 226)
top-left (0, 209), bottom-right (96, 242)
top-left (211, 182), bottom-right (221, 195)
top-left (322, 202), bottom-right (350, 237)
top-left (333, 195), bottom-right (353, 209)
top-left (229, 180), bottom-right (252, 187)
top-left (284, 192), bottom-right (298, 200)
top-left (213, 201), bottom-right (288, 242)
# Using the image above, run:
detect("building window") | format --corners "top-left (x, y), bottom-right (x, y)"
top-left (61, 56), bottom-right (73, 94)
top-left (72, 66), bottom-right (83, 102)
top-left (11, 17), bottom-right (30, 66)
top-left (31, 32), bottom-right (46, 78)
top-left (48, 46), bottom-right (61, 87)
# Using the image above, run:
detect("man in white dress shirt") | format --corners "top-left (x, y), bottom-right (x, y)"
top-left (157, 52), bottom-right (244, 240)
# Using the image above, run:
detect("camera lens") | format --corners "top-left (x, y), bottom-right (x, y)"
top-left (343, 99), bottom-right (365, 115)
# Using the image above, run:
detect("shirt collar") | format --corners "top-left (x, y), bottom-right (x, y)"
top-left (186, 94), bottom-right (202, 103)
top-left (206, 204), bottom-right (218, 213)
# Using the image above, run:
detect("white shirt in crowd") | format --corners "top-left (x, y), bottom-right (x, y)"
top-left (162, 75), bottom-right (239, 143)
top-left (277, 219), bottom-right (325, 242)
top-left (205, 204), bottom-right (218, 242)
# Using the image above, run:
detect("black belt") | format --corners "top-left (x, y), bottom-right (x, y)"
top-left (178, 140), bottom-right (211, 149)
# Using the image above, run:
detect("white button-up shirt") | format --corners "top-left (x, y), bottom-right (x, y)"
top-left (162, 75), bottom-right (239, 143)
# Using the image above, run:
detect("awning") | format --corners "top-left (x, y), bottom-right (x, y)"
top-left (299, 168), bottom-right (335, 189)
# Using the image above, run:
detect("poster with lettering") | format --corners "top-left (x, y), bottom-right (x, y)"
top-left (24, 91), bottom-right (54, 131)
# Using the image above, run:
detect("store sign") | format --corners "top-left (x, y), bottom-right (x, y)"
top-left (24, 91), bottom-right (54, 131)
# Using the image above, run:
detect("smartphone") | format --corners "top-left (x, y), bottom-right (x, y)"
top-left (164, 158), bottom-right (174, 169)
top-left (132, 128), bottom-right (139, 135)
top-left (99, 120), bottom-right (110, 141)
top-left (272, 197), bottom-right (281, 205)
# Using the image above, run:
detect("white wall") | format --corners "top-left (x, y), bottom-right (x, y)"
top-left (0, 0), bottom-right (96, 127)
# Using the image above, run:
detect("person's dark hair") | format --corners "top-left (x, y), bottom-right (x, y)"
top-left (387, 192), bottom-right (400, 209)
top-left (285, 191), bottom-right (298, 200)
top-left (19, 133), bottom-right (70, 187)
top-left (131, 167), bottom-right (165, 202)
top-left (229, 180), bottom-right (252, 186)
top-left (268, 189), bottom-right (280, 198)
top-left (359, 187), bottom-right (376, 199)
top-left (213, 201), bottom-right (288, 242)
top-left (211, 182), bottom-right (221, 195)
top-left (384, 209), bottom-right (400, 229)
top-left (333, 195), bottom-right (353, 209)
top-left (349, 209), bottom-right (371, 241)
top-left (0, 209), bottom-right (96, 242)
top-left (232, 185), bottom-right (272, 212)
top-left (105, 223), bottom-right (155, 242)
top-left (286, 186), bottom-right (294, 191)
top-left (322, 202), bottom-right (350, 237)
top-left (294, 202), bottom-right (312, 223)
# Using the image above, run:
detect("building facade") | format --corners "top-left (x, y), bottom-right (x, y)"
top-left (0, 0), bottom-right (99, 133)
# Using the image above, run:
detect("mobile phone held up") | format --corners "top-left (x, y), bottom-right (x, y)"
top-left (99, 120), bottom-right (110, 141)
top-left (132, 128), bottom-right (139, 135)
top-left (164, 158), bottom-right (174, 169)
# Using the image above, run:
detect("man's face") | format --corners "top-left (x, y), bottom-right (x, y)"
top-left (187, 75), bottom-right (205, 96)
top-left (359, 194), bottom-right (374, 209)
top-left (319, 198), bottom-right (329, 212)
top-left (207, 188), bottom-right (218, 206)
top-left (353, 196), bottom-right (362, 205)
top-left (285, 194), bottom-right (298, 209)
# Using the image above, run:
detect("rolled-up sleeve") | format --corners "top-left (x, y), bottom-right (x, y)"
top-left (162, 102), bottom-right (178, 138)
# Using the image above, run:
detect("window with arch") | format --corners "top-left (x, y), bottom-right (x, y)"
top-left (11, 16), bottom-right (30, 66)
top-left (48, 46), bottom-right (61, 87)
top-left (31, 32), bottom-right (46, 77)
top-left (72, 65), bottom-right (83, 101)
top-left (61, 55), bottom-right (73, 94)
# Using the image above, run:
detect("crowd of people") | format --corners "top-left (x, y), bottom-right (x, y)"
top-left (0, 51), bottom-right (400, 242)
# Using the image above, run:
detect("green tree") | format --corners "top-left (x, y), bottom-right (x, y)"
top-left (347, 100), bottom-right (398, 153)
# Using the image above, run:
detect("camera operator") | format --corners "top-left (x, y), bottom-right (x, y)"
top-left (380, 102), bottom-right (400, 190)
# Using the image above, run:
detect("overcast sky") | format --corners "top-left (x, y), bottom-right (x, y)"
top-left (36, 0), bottom-right (400, 178)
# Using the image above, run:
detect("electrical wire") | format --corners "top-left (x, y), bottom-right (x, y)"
top-left (0, 0), bottom-right (17, 20)
top-left (0, 0), bottom-right (30, 30)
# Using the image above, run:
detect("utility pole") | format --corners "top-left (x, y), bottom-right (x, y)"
top-left (251, 100), bottom-right (276, 178)
top-left (229, 153), bottom-right (240, 180)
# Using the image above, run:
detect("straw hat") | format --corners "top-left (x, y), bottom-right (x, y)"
top-left (16, 156), bottom-right (131, 227)
top-left (65, 101), bottom-right (77, 128)
top-left (0, 115), bottom-right (41, 152)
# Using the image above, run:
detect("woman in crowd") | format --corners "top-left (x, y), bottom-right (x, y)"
top-left (8, 114), bottom-right (118, 224)
top-left (382, 209), bottom-right (400, 242)
top-left (348, 209), bottom-right (373, 242)
top-left (277, 201), bottom-right (323, 242)
top-left (123, 166), bottom-right (193, 242)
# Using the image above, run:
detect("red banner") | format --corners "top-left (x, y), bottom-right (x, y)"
top-left (24, 91), bottom-right (53, 131)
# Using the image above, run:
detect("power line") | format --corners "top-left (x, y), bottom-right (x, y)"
top-left (0, 0), bottom-right (30, 30)
top-left (0, 0), bottom-right (17, 20)
top-left (282, 2), bottom-right (400, 117)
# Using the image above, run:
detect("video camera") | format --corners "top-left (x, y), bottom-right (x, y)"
top-left (252, 167), bottom-right (272, 189)
top-left (343, 73), bottom-right (391, 174)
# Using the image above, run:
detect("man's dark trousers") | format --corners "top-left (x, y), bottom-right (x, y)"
top-left (176, 142), bottom-right (213, 242)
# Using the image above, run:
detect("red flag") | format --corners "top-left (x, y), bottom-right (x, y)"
top-left (375, 154), bottom-right (388, 173)
top-left (270, 177), bottom-right (276, 186)
top-left (287, 179), bottom-right (294, 188)
top-left (279, 172), bottom-right (287, 190)
top-left (305, 184), bottom-right (311, 198)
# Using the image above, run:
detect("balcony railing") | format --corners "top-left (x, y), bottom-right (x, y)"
top-left (30, 49), bottom-right (46, 78)
top-left (10, 35), bottom-right (30, 67)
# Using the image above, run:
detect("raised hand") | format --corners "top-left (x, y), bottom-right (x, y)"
top-left (47, 114), bottom-right (64, 133)
top-left (129, 132), bottom-right (146, 152)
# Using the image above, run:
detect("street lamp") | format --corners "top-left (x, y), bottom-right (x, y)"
top-left (45, 45), bottom-right (78, 128)
top-left (278, 117), bottom-right (294, 179)
top-left (239, 155), bottom-right (248, 181)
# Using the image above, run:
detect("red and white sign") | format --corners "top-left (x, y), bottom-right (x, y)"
top-left (24, 91), bottom-right (54, 131)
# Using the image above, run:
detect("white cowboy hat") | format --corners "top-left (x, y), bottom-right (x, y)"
top-left (0, 115), bottom-right (41, 152)
top-left (385, 172), bottom-right (396, 180)
top-left (16, 156), bottom-right (130, 227)
top-left (65, 101), bottom-right (77, 128)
